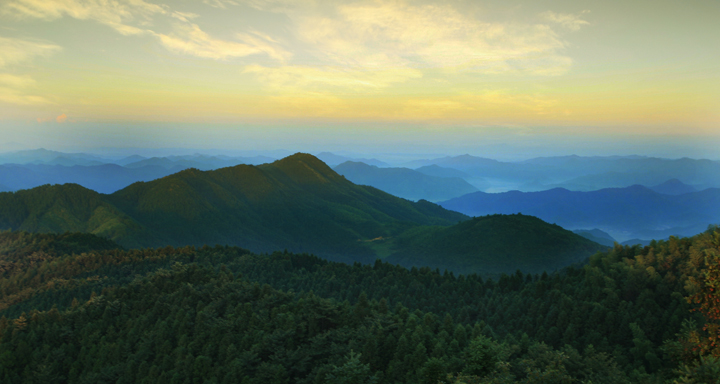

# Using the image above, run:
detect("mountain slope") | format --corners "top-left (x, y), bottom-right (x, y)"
top-left (0, 154), bottom-right (617, 274)
top-left (0, 154), bottom-right (468, 263)
top-left (386, 214), bottom-right (607, 275)
top-left (573, 228), bottom-right (617, 247)
top-left (0, 184), bottom-right (151, 247)
top-left (334, 161), bottom-right (478, 202)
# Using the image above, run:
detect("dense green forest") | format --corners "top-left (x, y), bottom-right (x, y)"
top-left (385, 214), bottom-right (606, 275)
top-left (2, 227), bottom-right (720, 383)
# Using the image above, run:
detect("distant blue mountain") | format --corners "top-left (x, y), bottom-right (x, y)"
top-left (115, 155), bottom-right (148, 166)
top-left (414, 164), bottom-right (469, 178)
top-left (400, 155), bottom-right (720, 192)
top-left (649, 179), bottom-right (697, 195)
top-left (124, 155), bottom-right (272, 170)
top-left (401, 154), bottom-right (501, 170)
top-left (0, 148), bottom-right (109, 165)
top-left (572, 229), bottom-right (617, 247)
top-left (0, 164), bottom-right (180, 194)
top-left (334, 161), bottom-right (478, 202)
top-left (316, 152), bottom-right (389, 167)
top-left (439, 185), bottom-right (720, 241)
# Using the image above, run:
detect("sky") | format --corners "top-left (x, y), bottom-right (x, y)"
top-left (0, 0), bottom-right (718, 158)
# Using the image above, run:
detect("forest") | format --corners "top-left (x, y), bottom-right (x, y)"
top-left (1, 226), bottom-right (720, 383)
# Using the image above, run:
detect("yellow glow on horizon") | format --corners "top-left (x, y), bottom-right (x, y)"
top-left (0, 0), bottom-right (717, 139)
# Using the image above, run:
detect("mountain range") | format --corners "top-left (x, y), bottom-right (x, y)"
top-left (403, 154), bottom-right (720, 192)
top-left (334, 161), bottom-right (478, 202)
top-left (0, 153), bottom-right (603, 274)
top-left (439, 185), bottom-right (720, 241)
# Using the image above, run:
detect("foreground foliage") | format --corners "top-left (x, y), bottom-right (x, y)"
top-left (1, 226), bottom-right (719, 382)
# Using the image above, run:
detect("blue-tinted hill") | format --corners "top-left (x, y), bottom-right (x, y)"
top-left (439, 185), bottom-right (720, 241)
top-left (334, 161), bottom-right (478, 202)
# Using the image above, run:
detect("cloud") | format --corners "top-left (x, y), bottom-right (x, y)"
top-left (0, 73), bottom-right (36, 87)
top-left (171, 11), bottom-right (199, 23)
top-left (0, 36), bottom-right (61, 68)
top-left (286, 1), bottom-right (572, 76)
top-left (56, 113), bottom-right (67, 123)
top-left (0, 85), bottom-right (50, 105)
top-left (3, 0), bottom-right (166, 35)
top-left (4, 0), bottom-right (288, 62)
top-left (244, 64), bottom-right (422, 92)
top-left (153, 24), bottom-right (290, 61)
top-left (203, 0), bottom-right (240, 9)
top-left (540, 10), bottom-right (590, 31)
top-left (0, 41), bottom-right (58, 106)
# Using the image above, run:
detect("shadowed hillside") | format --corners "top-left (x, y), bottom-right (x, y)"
top-left (386, 214), bottom-right (607, 275)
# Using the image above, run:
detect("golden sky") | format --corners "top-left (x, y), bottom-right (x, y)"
top-left (0, 0), bottom-right (718, 154)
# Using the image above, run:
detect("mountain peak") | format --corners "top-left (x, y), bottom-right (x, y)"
top-left (649, 178), bottom-right (696, 195)
top-left (264, 153), bottom-right (344, 185)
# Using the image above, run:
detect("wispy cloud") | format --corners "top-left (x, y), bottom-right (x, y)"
top-left (171, 11), bottom-right (199, 23)
top-left (0, 86), bottom-right (51, 105)
top-left (540, 10), bottom-right (590, 31)
top-left (0, 37), bottom-right (60, 105)
top-left (203, 0), bottom-right (240, 9)
top-left (3, 0), bottom-right (289, 62)
top-left (3, 0), bottom-right (166, 36)
top-left (0, 36), bottom-right (61, 68)
top-left (290, 1), bottom-right (572, 75)
top-left (153, 24), bottom-right (289, 61)
top-left (244, 65), bottom-right (422, 92)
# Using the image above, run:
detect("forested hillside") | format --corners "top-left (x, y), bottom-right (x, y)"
top-left (0, 154), bottom-right (605, 275)
top-left (0, 154), bottom-right (466, 264)
top-left (1, 227), bottom-right (719, 383)
top-left (386, 214), bottom-right (606, 275)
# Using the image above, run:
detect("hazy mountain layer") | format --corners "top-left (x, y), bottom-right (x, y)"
top-left (648, 178), bottom-right (697, 195)
top-left (399, 154), bottom-right (720, 192)
top-left (0, 164), bottom-right (181, 194)
top-left (334, 161), bottom-right (478, 202)
top-left (414, 164), bottom-right (470, 178)
top-left (440, 185), bottom-right (720, 241)
top-left (572, 228), bottom-right (617, 247)
top-left (316, 151), bottom-right (389, 167)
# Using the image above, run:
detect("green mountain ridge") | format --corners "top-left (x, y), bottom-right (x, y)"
top-left (0, 153), bottom-right (602, 274)
top-left (387, 214), bottom-right (608, 275)
top-left (0, 154), bottom-right (466, 264)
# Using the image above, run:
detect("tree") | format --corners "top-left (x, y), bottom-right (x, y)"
top-left (325, 351), bottom-right (377, 384)
top-left (462, 336), bottom-right (504, 377)
top-left (687, 228), bottom-right (720, 357)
